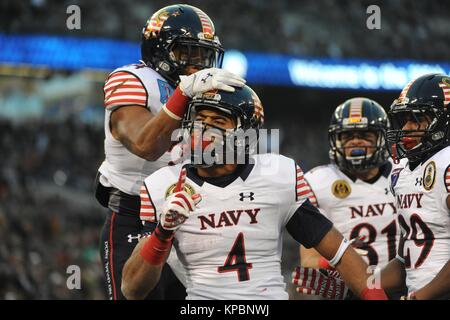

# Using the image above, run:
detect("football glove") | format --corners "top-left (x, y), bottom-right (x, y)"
top-left (292, 266), bottom-right (348, 300)
top-left (179, 67), bottom-right (246, 98)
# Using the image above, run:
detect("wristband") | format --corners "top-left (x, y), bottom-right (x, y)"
top-left (361, 287), bottom-right (389, 300)
top-left (140, 224), bottom-right (174, 265)
top-left (162, 87), bottom-right (189, 121)
top-left (318, 256), bottom-right (332, 269)
top-left (329, 238), bottom-right (351, 267)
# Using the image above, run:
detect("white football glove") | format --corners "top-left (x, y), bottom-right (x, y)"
top-left (160, 190), bottom-right (201, 231)
top-left (179, 67), bottom-right (246, 98)
top-left (292, 266), bottom-right (348, 300)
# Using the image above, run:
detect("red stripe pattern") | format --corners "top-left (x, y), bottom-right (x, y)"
top-left (104, 72), bottom-right (147, 109)
top-left (296, 165), bottom-right (318, 206)
top-left (349, 98), bottom-right (363, 120)
top-left (445, 165), bottom-right (450, 192)
top-left (140, 185), bottom-right (156, 222)
top-left (438, 82), bottom-right (450, 106)
top-left (192, 7), bottom-right (214, 35)
top-left (399, 79), bottom-right (414, 100)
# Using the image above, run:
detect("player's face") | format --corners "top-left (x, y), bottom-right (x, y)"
top-left (400, 113), bottom-right (431, 150)
top-left (194, 108), bottom-right (235, 130)
top-left (340, 131), bottom-right (378, 158)
top-left (172, 44), bottom-right (216, 75)
top-left (189, 108), bottom-right (236, 153)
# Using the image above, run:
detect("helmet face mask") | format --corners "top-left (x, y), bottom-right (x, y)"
top-left (141, 5), bottom-right (224, 86)
top-left (168, 39), bottom-right (223, 73)
top-left (386, 74), bottom-right (450, 162)
top-left (330, 128), bottom-right (388, 172)
top-left (181, 86), bottom-right (264, 168)
top-left (329, 98), bottom-right (389, 172)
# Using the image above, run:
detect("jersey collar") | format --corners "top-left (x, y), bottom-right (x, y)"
top-left (341, 161), bottom-right (391, 184)
top-left (186, 163), bottom-right (254, 188)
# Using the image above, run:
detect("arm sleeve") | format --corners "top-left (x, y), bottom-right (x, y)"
top-left (139, 183), bottom-right (157, 223)
top-left (286, 198), bottom-right (333, 249)
top-left (103, 71), bottom-right (148, 111)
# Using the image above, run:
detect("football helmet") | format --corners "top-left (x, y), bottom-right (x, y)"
top-left (329, 97), bottom-right (389, 171)
top-left (386, 73), bottom-right (450, 162)
top-left (141, 4), bottom-right (224, 87)
top-left (182, 85), bottom-right (264, 167)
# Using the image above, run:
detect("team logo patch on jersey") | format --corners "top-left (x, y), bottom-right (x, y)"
top-left (165, 182), bottom-right (196, 199)
top-left (331, 179), bottom-right (351, 199)
top-left (423, 161), bottom-right (436, 191)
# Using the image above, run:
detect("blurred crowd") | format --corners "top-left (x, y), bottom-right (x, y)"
top-left (1, 0), bottom-right (449, 60)
top-left (0, 118), bottom-right (106, 299)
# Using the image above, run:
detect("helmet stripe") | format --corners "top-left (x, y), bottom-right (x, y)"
top-left (192, 7), bottom-right (214, 35)
top-left (348, 98), bottom-right (363, 122)
top-left (399, 79), bottom-right (414, 100)
top-left (438, 82), bottom-right (450, 106)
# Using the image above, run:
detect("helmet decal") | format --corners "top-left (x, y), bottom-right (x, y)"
top-left (395, 79), bottom-right (414, 105)
top-left (143, 9), bottom-right (170, 39)
top-left (348, 98), bottom-right (363, 123)
top-left (251, 90), bottom-right (264, 126)
top-left (438, 77), bottom-right (450, 106)
top-left (192, 7), bottom-right (215, 39)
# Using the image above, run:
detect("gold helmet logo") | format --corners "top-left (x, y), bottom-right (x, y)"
top-left (165, 182), bottom-right (196, 200)
top-left (331, 180), bottom-right (352, 199)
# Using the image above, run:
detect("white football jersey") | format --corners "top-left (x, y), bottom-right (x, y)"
top-left (303, 162), bottom-right (399, 267)
top-left (390, 146), bottom-right (450, 293)
top-left (98, 63), bottom-right (181, 195)
top-left (141, 154), bottom-right (311, 300)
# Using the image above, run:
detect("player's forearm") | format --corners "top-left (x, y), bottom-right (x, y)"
top-left (315, 227), bottom-right (388, 299)
top-left (415, 260), bottom-right (450, 299)
top-left (334, 246), bottom-right (370, 297)
top-left (134, 111), bottom-right (181, 161)
top-left (300, 246), bottom-right (322, 268)
top-left (315, 228), bottom-right (368, 295)
top-left (121, 240), bottom-right (164, 300)
top-left (379, 258), bottom-right (406, 292)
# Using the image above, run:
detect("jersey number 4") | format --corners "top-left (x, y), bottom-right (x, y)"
top-left (218, 232), bottom-right (253, 282)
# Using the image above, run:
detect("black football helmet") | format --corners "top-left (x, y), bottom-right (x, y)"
top-left (329, 97), bottom-right (389, 171)
top-left (141, 4), bottom-right (224, 87)
top-left (182, 85), bottom-right (264, 167)
top-left (386, 73), bottom-right (450, 162)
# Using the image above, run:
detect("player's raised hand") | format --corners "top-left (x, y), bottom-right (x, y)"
top-left (160, 168), bottom-right (201, 231)
top-left (179, 67), bottom-right (246, 98)
top-left (292, 266), bottom-right (348, 300)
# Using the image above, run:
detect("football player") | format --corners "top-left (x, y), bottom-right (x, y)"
top-left (94, 4), bottom-right (245, 300)
top-left (292, 98), bottom-right (402, 299)
top-left (121, 85), bottom-right (388, 300)
top-left (293, 74), bottom-right (450, 299)
top-left (381, 73), bottom-right (450, 299)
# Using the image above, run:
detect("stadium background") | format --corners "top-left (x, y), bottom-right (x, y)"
top-left (0, 0), bottom-right (449, 299)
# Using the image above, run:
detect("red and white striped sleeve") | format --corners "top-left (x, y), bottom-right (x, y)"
top-left (296, 165), bottom-right (319, 207)
top-left (103, 71), bottom-right (148, 111)
top-left (445, 164), bottom-right (450, 193)
top-left (139, 184), bottom-right (156, 223)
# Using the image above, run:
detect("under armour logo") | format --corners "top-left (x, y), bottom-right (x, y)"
top-left (239, 192), bottom-right (255, 201)
top-left (127, 234), bottom-right (141, 243)
top-left (415, 177), bottom-right (423, 186)
top-left (201, 73), bottom-right (213, 83)
top-left (384, 188), bottom-right (389, 195)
